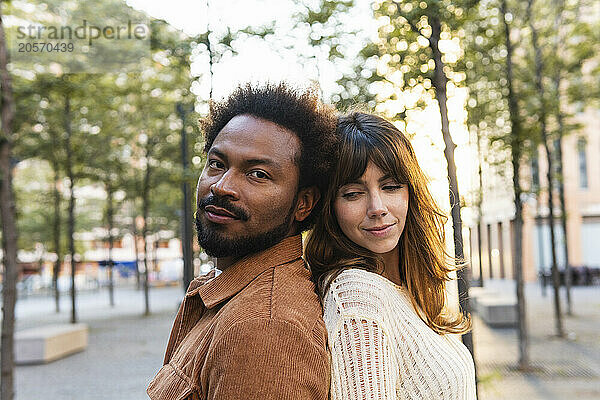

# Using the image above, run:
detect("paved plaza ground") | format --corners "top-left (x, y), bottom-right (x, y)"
top-left (10, 279), bottom-right (600, 399)
top-left (473, 280), bottom-right (600, 399)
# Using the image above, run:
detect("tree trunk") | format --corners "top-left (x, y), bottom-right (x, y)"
top-left (132, 218), bottom-right (141, 290)
top-left (52, 163), bottom-right (61, 313)
top-left (107, 184), bottom-right (115, 307)
top-left (555, 120), bottom-right (570, 314)
top-left (429, 15), bottom-right (475, 357)
top-left (0, 145), bottom-right (18, 400)
top-left (552, 0), bottom-right (572, 315)
top-left (64, 92), bottom-right (78, 324)
top-left (153, 237), bottom-right (159, 282)
top-left (475, 127), bottom-right (485, 287)
top-left (177, 103), bottom-right (194, 291)
top-left (142, 145), bottom-right (152, 316)
top-left (527, 0), bottom-right (564, 337)
top-left (0, 7), bottom-right (18, 398)
top-left (142, 226), bottom-right (150, 315)
top-left (502, 0), bottom-right (530, 369)
top-left (206, 0), bottom-right (214, 99)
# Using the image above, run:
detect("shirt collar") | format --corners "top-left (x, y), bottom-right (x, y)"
top-left (189, 235), bottom-right (303, 309)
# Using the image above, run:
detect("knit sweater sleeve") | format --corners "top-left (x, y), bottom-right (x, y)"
top-left (328, 315), bottom-right (399, 399)
top-left (324, 273), bottom-right (399, 399)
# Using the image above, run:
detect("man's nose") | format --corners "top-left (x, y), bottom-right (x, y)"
top-left (210, 170), bottom-right (240, 200)
top-left (367, 192), bottom-right (388, 218)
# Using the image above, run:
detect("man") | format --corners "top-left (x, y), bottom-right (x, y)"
top-left (147, 83), bottom-right (337, 400)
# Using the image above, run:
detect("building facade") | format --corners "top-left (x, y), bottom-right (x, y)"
top-left (469, 107), bottom-right (600, 282)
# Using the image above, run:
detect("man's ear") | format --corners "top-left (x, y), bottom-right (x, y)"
top-left (294, 186), bottom-right (320, 222)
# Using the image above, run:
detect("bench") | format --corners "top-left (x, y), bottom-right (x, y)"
top-left (468, 287), bottom-right (499, 313)
top-left (15, 323), bottom-right (88, 364)
top-left (476, 296), bottom-right (517, 327)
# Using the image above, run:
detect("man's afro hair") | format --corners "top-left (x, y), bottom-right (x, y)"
top-left (200, 82), bottom-right (338, 232)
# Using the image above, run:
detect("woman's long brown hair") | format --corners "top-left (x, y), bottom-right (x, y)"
top-left (305, 111), bottom-right (471, 335)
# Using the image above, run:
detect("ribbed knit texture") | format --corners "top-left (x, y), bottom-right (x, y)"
top-left (323, 268), bottom-right (477, 400)
top-left (147, 235), bottom-right (329, 400)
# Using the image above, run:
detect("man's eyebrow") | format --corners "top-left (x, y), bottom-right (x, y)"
top-left (207, 148), bottom-right (282, 171)
top-left (243, 158), bottom-right (282, 171)
top-left (207, 148), bottom-right (227, 161)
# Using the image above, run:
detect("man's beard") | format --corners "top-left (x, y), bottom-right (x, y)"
top-left (195, 194), bottom-right (297, 260)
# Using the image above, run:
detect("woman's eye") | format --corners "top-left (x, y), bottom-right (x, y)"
top-left (342, 191), bottom-right (362, 199)
top-left (208, 160), bottom-right (224, 169)
top-left (249, 170), bottom-right (269, 179)
top-left (383, 184), bottom-right (403, 191)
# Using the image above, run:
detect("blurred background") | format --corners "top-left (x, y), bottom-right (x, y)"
top-left (0, 0), bottom-right (598, 399)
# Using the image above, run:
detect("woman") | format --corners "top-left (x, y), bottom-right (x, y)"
top-left (305, 112), bottom-right (476, 399)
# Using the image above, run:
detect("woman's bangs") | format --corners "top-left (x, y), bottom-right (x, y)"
top-left (359, 128), bottom-right (408, 185)
top-left (336, 128), bottom-right (408, 188)
top-left (370, 141), bottom-right (407, 184)
top-left (336, 131), bottom-right (371, 187)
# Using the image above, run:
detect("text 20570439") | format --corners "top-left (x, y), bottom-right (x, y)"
top-left (18, 42), bottom-right (74, 53)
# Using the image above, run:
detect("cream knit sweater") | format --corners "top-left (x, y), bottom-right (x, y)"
top-left (323, 268), bottom-right (477, 400)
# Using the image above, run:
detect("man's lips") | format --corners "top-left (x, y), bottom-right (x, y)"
top-left (204, 205), bottom-right (240, 221)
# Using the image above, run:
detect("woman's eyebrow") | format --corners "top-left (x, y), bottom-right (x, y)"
top-left (343, 174), bottom-right (395, 186)
top-left (340, 180), bottom-right (364, 187)
top-left (378, 173), bottom-right (394, 183)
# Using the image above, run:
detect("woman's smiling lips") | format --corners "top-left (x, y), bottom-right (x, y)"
top-left (204, 205), bottom-right (240, 224)
top-left (362, 223), bottom-right (396, 237)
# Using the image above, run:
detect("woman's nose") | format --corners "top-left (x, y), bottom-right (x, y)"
top-left (367, 193), bottom-right (388, 218)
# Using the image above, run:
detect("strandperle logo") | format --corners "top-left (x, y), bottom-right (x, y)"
top-left (16, 20), bottom-right (148, 46)
top-left (6, 0), bottom-right (151, 74)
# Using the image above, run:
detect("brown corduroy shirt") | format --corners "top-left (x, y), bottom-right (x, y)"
top-left (147, 235), bottom-right (330, 400)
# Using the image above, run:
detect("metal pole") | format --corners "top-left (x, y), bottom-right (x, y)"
top-left (177, 103), bottom-right (194, 291)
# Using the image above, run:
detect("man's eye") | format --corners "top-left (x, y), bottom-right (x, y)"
top-left (248, 170), bottom-right (269, 179)
top-left (208, 160), bottom-right (224, 169)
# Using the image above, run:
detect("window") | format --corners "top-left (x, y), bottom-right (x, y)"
top-left (578, 137), bottom-right (588, 189)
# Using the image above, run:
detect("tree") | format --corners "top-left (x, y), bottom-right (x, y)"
top-left (5, 0), bottom-right (154, 323)
top-left (461, 0), bottom-right (510, 288)
top-left (552, 0), bottom-right (571, 315)
top-left (41, 74), bottom-right (106, 323)
top-left (14, 73), bottom-right (72, 314)
top-left (0, 3), bottom-right (19, 398)
top-left (62, 75), bottom-right (79, 323)
top-left (526, 0), bottom-right (564, 338)
top-left (118, 19), bottom-right (200, 314)
top-left (462, 0), bottom-right (537, 369)
top-left (4, 0), bottom-right (211, 327)
top-left (548, 0), bottom-right (597, 316)
top-left (500, 0), bottom-right (531, 369)
top-left (293, 0), bottom-right (381, 108)
top-left (79, 75), bottom-right (132, 307)
top-left (521, 0), bottom-right (596, 325)
top-left (293, 0), bottom-right (357, 100)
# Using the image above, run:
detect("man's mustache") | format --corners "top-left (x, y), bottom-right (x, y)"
top-left (197, 195), bottom-right (250, 222)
